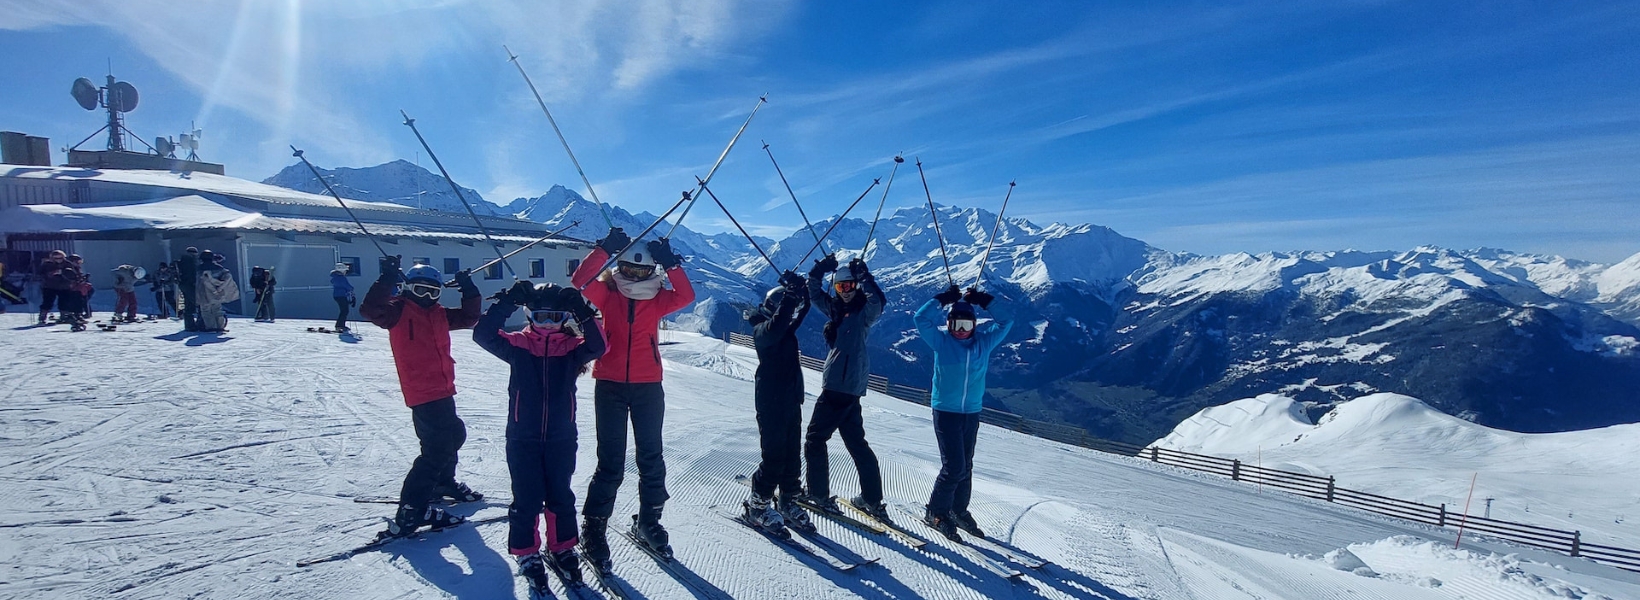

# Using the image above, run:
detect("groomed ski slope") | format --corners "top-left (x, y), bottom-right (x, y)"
top-left (2, 312), bottom-right (1638, 599)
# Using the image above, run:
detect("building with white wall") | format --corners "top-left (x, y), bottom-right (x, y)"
top-left (0, 164), bottom-right (589, 321)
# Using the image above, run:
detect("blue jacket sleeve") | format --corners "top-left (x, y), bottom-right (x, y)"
top-left (974, 299), bottom-right (1016, 353)
top-left (572, 316), bottom-right (607, 368)
top-left (913, 299), bottom-right (950, 354)
top-left (472, 301), bottom-right (520, 360)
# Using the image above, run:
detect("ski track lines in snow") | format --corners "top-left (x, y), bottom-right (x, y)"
top-left (2, 315), bottom-right (1635, 599)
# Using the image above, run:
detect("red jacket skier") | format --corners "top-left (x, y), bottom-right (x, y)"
top-left (360, 255), bottom-right (484, 537)
top-left (571, 228), bottom-right (694, 570)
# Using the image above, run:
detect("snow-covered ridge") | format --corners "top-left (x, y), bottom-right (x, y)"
top-left (1154, 393), bottom-right (1640, 549)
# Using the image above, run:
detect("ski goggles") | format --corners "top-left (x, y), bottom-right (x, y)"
top-left (617, 262), bottom-right (657, 280)
top-left (406, 282), bottom-right (442, 300)
top-left (528, 309), bottom-right (572, 326)
top-left (833, 280), bottom-right (857, 294)
top-left (949, 318), bottom-right (976, 334)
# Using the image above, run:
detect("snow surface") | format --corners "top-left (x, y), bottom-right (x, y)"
top-left (1155, 393), bottom-right (1640, 551)
top-left (4, 314), bottom-right (1638, 599)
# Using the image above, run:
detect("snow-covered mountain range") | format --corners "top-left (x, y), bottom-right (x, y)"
top-left (263, 160), bottom-right (1640, 444)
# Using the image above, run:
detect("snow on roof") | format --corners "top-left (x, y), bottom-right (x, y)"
top-left (0, 194), bottom-right (554, 243)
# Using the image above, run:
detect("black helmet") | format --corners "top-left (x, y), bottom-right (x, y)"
top-left (528, 283), bottom-right (561, 310)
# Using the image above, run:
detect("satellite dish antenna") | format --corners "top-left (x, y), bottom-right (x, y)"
top-left (71, 78), bottom-right (99, 111)
top-left (155, 137), bottom-right (175, 157)
top-left (109, 81), bottom-right (139, 112)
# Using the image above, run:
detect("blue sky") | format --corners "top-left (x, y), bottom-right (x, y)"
top-left (3, 1), bottom-right (1638, 262)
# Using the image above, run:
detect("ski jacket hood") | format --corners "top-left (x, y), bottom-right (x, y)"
top-left (914, 298), bottom-right (1015, 414)
top-left (361, 279), bottom-right (482, 407)
top-left (807, 272), bottom-right (884, 396)
top-left (571, 247), bottom-right (694, 383)
top-left (474, 302), bottom-right (607, 441)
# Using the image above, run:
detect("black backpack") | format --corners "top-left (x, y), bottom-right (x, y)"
top-left (250, 266), bottom-right (267, 290)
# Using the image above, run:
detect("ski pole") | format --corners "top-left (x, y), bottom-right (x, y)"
top-left (400, 110), bottom-right (517, 278)
top-left (761, 140), bottom-right (826, 254)
top-left (291, 147), bottom-right (391, 259)
top-left (860, 155), bottom-right (905, 258)
top-left (467, 219), bottom-right (583, 278)
top-left (664, 95), bottom-right (767, 239)
top-left (503, 46), bottom-right (615, 229)
top-left (791, 177), bottom-right (881, 272)
top-left (971, 180), bottom-right (1016, 288)
top-left (916, 157), bottom-right (955, 286)
top-left (697, 178), bottom-right (779, 273)
top-left (577, 190), bottom-right (694, 291)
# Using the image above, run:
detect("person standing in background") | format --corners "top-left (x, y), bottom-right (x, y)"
top-left (112, 264), bottom-right (141, 322)
top-left (178, 247), bottom-right (201, 331)
top-left (195, 250), bottom-right (239, 333)
top-left (331, 263), bottom-right (354, 332)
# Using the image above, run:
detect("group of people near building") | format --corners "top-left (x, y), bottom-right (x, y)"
top-left (361, 226), bottom-right (1013, 593)
top-left (12, 247), bottom-right (259, 334)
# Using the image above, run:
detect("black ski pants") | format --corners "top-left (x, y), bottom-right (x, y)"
top-left (926, 409), bottom-right (981, 517)
top-left (334, 296), bottom-right (350, 330)
top-left (750, 391), bottom-right (804, 500)
top-left (583, 381), bottom-right (668, 519)
top-left (507, 438), bottom-right (579, 555)
top-left (180, 284), bottom-right (200, 330)
top-left (254, 290), bottom-right (275, 320)
top-left (803, 389), bottom-right (883, 504)
top-left (39, 288), bottom-right (70, 317)
top-left (398, 397), bottom-right (467, 510)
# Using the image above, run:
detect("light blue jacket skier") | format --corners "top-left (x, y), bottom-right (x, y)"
top-left (912, 288), bottom-right (1015, 414)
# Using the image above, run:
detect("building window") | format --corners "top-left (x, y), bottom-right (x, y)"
top-left (444, 258), bottom-right (460, 274)
top-left (485, 262), bottom-right (503, 280)
top-left (530, 259), bottom-right (545, 279)
top-left (412, 256), bottom-right (431, 267)
top-left (340, 256), bottom-right (362, 277)
top-left (566, 258), bottom-right (581, 277)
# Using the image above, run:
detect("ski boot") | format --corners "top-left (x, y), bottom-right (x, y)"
top-left (923, 508), bottom-right (962, 542)
top-left (851, 495), bottom-right (893, 524)
top-left (515, 552), bottom-right (552, 598)
top-left (386, 503), bottom-right (466, 538)
top-left (743, 493), bottom-right (789, 537)
top-left (776, 495), bottom-right (815, 533)
top-left (580, 516), bottom-right (614, 572)
top-left (547, 548), bottom-right (584, 587)
top-left (951, 509), bottom-right (985, 538)
top-left (433, 481), bottom-right (484, 503)
top-left (631, 505), bottom-right (673, 559)
top-left (801, 493), bottom-right (843, 515)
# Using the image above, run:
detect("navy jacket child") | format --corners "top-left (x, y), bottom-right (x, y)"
top-left (474, 281), bottom-right (606, 583)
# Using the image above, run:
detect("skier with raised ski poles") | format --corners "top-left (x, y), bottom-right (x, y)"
top-left (800, 253), bottom-right (890, 521)
top-left (740, 266), bottom-right (813, 535)
top-left (473, 280), bottom-right (607, 595)
top-left (358, 255), bottom-right (486, 539)
top-left (572, 226), bottom-right (694, 568)
top-left (914, 285), bottom-right (1015, 541)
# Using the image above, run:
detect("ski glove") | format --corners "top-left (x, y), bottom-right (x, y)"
top-left (848, 258), bottom-right (872, 281)
top-left (378, 255), bottom-right (403, 283)
top-left (504, 280), bottom-right (535, 306)
top-left (558, 286), bottom-right (597, 322)
top-left (809, 254), bottom-right (839, 278)
top-left (597, 227), bottom-right (631, 255)
top-left (648, 239), bottom-right (682, 269)
top-left (778, 270), bottom-right (806, 292)
top-left (934, 285), bottom-right (962, 306)
top-left (963, 287), bottom-right (994, 310)
top-left (453, 269), bottom-right (479, 297)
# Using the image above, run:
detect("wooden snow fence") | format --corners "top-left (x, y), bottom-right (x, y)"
top-left (721, 332), bottom-right (1640, 572)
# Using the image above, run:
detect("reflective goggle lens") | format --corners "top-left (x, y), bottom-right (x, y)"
top-left (950, 318), bottom-right (976, 333)
top-left (408, 283), bottom-right (442, 299)
top-left (618, 263), bottom-right (656, 279)
top-left (833, 280), bottom-right (857, 293)
top-left (529, 309), bottom-right (571, 325)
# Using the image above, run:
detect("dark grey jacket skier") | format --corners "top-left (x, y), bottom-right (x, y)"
top-left (806, 258), bottom-right (884, 396)
top-left (801, 255), bottom-right (886, 513)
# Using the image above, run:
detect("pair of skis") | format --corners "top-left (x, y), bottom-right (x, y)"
top-left (896, 503), bottom-right (1053, 577)
top-left (295, 513), bottom-right (508, 568)
top-left (729, 475), bottom-right (879, 572)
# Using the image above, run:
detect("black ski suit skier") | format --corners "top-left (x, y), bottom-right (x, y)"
top-left (177, 247), bottom-right (201, 331)
top-left (475, 281), bottom-right (607, 590)
top-left (915, 286), bottom-right (1014, 541)
top-left (742, 271), bottom-right (813, 534)
top-left (360, 256), bottom-right (485, 537)
top-left (802, 255), bottom-right (887, 518)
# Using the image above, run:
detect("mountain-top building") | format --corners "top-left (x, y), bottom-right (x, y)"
top-left (0, 164), bottom-right (589, 320)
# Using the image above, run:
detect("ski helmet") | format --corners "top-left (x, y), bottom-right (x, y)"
top-left (948, 301), bottom-right (976, 321)
top-left (404, 264), bottom-right (442, 286)
top-left (948, 301), bottom-right (977, 339)
top-left (616, 245), bottom-right (658, 280)
top-left (528, 283), bottom-right (561, 310)
top-left (759, 285), bottom-right (787, 317)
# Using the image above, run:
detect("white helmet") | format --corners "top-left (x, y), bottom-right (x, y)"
top-left (615, 245), bottom-right (658, 280)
